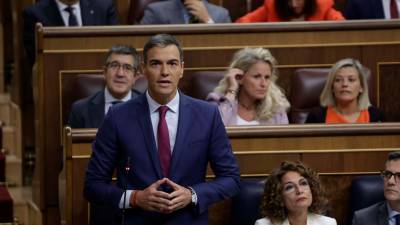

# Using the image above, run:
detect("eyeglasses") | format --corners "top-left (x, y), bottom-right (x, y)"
top-left (106, 61), bottom-right (135, 73)
top-left (381, 170), bottom-right (400, 182)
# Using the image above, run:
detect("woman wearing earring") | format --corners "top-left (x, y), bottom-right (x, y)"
top-left (255, 161), bottom-right (336, 225)
top-left (206, 47), bottom-right (290, 126)
top-left (306, 58), bottom-right (384, 123)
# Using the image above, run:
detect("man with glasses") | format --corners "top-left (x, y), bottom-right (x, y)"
top-left (68, 44), bottom-right (141, 128)
top-left (67, 44), bottom-right (141, 225)
top-left (353, 151), bottom-right (400, 225)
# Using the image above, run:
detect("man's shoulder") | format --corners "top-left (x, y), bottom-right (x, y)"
top-left (182, 93), bottom-right (216, 109)
top-left (24, 0), bottom-right (50, 13)
top-left (84, 0), bottom-right (115, 8)
top-left (71, 91), bottom-right (103, 109)
top-left (354, 201), bottom-right (386, 217)
top-left (146, 0), bottom-right (175, 10)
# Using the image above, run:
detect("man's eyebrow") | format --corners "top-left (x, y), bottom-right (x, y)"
top-left (167, 59), bottom-right (180, 63)
top-left (148, 59), bottom-right (161, 63)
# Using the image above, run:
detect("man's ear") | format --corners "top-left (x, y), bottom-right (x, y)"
top-left (180, 62), bottom-right (184, 78)
top-left (140, 61), bottom-right (146, 73)
top-left (103, 66), bottom-right (107, 78)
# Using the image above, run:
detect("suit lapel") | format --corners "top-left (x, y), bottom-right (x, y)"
top-left (47, 0), bottom-right (65, 25)
top-left (372, 0), bottom-right (385, 18)
top-left (89, 91), bottom-right (105, 128)
top-left (169, 93), bottom-right (191, 180)
top-left (80, 0), bottom-right (94, 25)
top-left (137, 95), bottom-right (163, 178)
top-left (378, 202), bottom-right (389, 225)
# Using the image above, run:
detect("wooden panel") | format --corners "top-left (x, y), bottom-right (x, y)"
top-left (63, 124), bottom-right (400, 225)
top-left (36, 21), bottom-right (400, 224)
top-left (378, 63), bottom-right (400, 122)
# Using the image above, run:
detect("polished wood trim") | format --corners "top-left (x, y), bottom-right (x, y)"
top-left (226, 123), bottom-right (400, 137)
top-left (376, 62), bottom-right (400, 107)
top-left (41, 20), bottom-right (400, 37)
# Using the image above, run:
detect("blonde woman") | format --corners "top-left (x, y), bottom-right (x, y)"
top-left (306, 58), bottom-right (384, 123)
top-left (206, 48), bottom-right (290, 126)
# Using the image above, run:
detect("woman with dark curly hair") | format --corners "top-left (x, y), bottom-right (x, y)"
top-left (255, 161), bottom-right (336, 225)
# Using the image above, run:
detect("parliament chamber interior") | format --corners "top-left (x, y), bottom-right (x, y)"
top-left (1, 0), bottom-right (400, 225)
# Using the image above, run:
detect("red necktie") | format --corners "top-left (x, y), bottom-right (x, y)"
top-left (391, 0), bottom-right (399, 19)
top-left (157, 106), bottom-right (171, 177)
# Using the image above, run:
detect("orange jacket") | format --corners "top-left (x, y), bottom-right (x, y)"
top-left (236, 0), bottom-right (344, 22)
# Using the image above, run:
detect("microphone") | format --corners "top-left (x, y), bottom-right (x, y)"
top-left (121, 157), bottom-right (131, 225)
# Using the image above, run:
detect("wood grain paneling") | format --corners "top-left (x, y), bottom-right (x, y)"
top-left (36, 21), bottom-right (400, 224)
top-left (63, 124), bottom-right (400, 225)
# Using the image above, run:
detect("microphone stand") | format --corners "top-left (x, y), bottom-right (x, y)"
top-left (121, 157), bottom-right (130, 225)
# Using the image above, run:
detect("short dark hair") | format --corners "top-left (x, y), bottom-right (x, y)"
top-left (105, 44), bottom-right (139, 72)
top-left (388, 152), bottom-right (400, 161)
top-left (275, 0), bottom-right (317, 20)
top-left (142, 34), bottom-right (184, 63)
top-left (260, 161), bottom-right (328, 223)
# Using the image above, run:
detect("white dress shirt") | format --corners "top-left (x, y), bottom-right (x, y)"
top-left (382, 0), bottom-right (400, 19)
top-left (119, 91), bottom-right (180, 209)
top-left (54, 0), bottom-right (83, 26)
top-left (104, 88), bottom-right (132, 114)
top-left (254, 213), bottom-right (337, 225)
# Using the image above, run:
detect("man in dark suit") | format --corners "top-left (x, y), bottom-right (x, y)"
top-left (84, 34), bottom-right (240, 225)
top-left (23, 0), bottom-right (118, 66)
top-left (140, 0), bottom-right (231, 24)
top-left (68, 44), bottom-right (141, 128)
top-left (67, 44), bottom-right (141, 225)
top-left (345, 0), bottom-right (399, 20)
top-left (352, 151), bottom-right (400, 225)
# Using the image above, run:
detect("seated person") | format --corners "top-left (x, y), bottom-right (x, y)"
top-left (140, 0), bottom-right (231, 24)
top-left (345, 0), bottom-right (399, 20)
top-left (68, 44), bottom-right (141, 128)
top-left (256, 161), bottom-right (336, 225)
top-left (353, 151), bottom-right (400, 225)
top-left (23, 0), bottom-right (118, 66)
top-left (306, 58), bottom-right (385, 123)
top-left (236, 0), bottom-right (344, 23)
top-left (206, 48), bottom-right (290, 126)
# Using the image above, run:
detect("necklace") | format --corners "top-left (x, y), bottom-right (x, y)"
top-left (238, 101), bottom-right (254, 110)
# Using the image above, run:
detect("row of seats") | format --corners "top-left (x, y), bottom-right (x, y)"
top-left (61, 68), bottom-right (372, 125)
top-left (230, 175), bottom-right (383, 225)
top-left (129, 0), bottom-right (265, 23)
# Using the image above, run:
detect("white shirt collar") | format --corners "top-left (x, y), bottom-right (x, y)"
top-left (54, 0), bottom-right (82, 26)
top-left (104, 88), bottom-right (132, 104)
top-left (146, 91), bottom-right (180, 114)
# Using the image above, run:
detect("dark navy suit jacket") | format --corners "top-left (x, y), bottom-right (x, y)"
top-left (23, 0), bottom-right (118, 65)
top-left (68, 90), bottom-right (141, 128)
top-left (352, 201), bottom-right (388, 225)
top-left (345, 0), bottom-right (385, 20)
top-left (84, 92), bottom-right (240, 225)
top-left (140, 0), bottom-right (231, 24)
top-left (67, 89), bottom-right (140, 225)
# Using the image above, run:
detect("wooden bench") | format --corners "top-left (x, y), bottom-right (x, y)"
top-left (35, 21), bottom-right (400, 224)
top-left (63, 123), bottom-right (400, 225)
